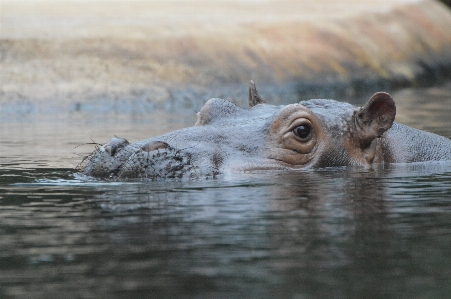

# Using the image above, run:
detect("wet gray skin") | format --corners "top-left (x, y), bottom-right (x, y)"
top-left (80, 81), bottom-right (451, 180)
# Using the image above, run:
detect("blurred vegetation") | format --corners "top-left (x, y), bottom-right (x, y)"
top-left (2, 0), bottom-right (451, 112)
top-left (440, 0), bottom-right (451, 8)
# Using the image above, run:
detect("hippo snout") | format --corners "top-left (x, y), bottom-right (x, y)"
top-left (117, 141), bottom-right (196, 179)
top-left (82, 136), bottom-right (201, 180)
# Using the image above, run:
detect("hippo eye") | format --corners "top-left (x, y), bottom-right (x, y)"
top-left (293, 125), bottom-right (311, 139)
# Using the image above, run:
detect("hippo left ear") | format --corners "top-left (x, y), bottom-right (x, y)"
top-left (248, 80), bottom-right (266, 108)
top-left (354, 92), bottom-right (396, 149)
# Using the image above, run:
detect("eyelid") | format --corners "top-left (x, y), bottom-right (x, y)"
top-left (288, 118), bottom-right (312, 131)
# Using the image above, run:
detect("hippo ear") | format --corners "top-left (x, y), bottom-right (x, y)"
top-left (249, 80), bottom-right (266, 108)
top-left (355, 92), bottom-right (396, 148)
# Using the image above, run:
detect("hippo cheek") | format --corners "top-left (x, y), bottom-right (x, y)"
top-left (265, 104), bottom-right (326, 167)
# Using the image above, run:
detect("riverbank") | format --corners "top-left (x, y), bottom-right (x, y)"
top-left (1, 0), bottom-right (451, 114)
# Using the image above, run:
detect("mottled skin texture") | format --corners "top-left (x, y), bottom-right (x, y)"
top-left (80, 83), bottom-right (451, 180)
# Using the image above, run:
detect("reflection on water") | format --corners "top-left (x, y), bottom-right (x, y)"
top-left (2, 165), bottom-right (451, 298)
top-left (1, 84), bottom-right (451, 298)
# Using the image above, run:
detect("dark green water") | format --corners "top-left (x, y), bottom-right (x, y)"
top-left (1, 84), bottom-right (451, 299)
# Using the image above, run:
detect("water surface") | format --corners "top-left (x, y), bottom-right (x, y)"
top-left (1, 85), bottom-right (451, 298)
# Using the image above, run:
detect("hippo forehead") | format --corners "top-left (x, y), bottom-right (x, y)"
top-left (299, 99), bottom-right (355, 119)
top-left (298, 99), bottom-right (355, 133)
top-left (195, 98), bottom-right (282, 126)
top-left (197, 97), bottom-right (356, 130)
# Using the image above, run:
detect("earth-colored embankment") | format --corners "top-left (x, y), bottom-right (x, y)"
top-left (1, 0), bottom-right (451, 114)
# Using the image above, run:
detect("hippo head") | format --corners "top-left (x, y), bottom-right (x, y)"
top-left (80, 81), bottom-right (396, 180)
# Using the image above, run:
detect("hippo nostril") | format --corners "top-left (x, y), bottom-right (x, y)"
top-left (101, 144), bottom-right (120, 156)
top-left (141, 141), bottom-right (170, 152)
top-left (109, 136), bottom-right (129, 148)
top-left (104, 144), bottom-right (113, 156)
top-left (100, 136), bottom-right (129, 156)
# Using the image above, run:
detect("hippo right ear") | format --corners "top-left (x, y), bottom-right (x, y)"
top-left (248, 80), bottom-right (266, 108)
top-left (354, 92), bottom-right (396, 149)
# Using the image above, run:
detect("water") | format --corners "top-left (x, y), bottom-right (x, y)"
top-left (1, 84), bottom-right (451, 299)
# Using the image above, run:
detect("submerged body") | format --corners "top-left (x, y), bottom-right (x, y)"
top-left (80, 82), bottom-right (451, 180)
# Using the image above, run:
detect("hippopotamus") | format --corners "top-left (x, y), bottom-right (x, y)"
top-left (79, 81), bottom-right (451, 180)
